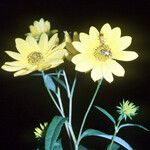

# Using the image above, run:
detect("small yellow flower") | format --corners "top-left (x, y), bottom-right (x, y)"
top-left (71, 23), bottom-right (138, 83)
top-left (117, 100), bottom-right (139, 120)
top-left (34, 122), bottom-right (48, 139)
top-left (64, 31), bottom-right (79, 60)
top-left (1, 33), bottom-right (67, 77)
top-left (28, 18), bottom-right (57, 39)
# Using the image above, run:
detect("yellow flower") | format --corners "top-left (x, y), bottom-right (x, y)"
top-left (117, 100), bottom-right (139, 120)
top-left (71, 23), bottom-right (138, 83)
top-left (28, 18), bottom-right (57, 39)
top-left (1, 33), bottom-right (67, 77)
top-left (34, 122), bottom-right (48, 139)
top-left (64, 31), bottom-right (79, 60)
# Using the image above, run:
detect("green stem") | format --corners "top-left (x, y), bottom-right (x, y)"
top-left (57, 87), bottom-right (65, 115)
top-left (42, 71), bottom-right (74, 145)
top-left (63, 70), bottom-right (71, 97)
top-left (69, 74), bottom-right (77, 125)
top-left (56, 87), bottom-right (72, 140)
top-left (107, 116), bottom-right (123, 150)
top-left (63, 70), bottom-right (77, 144)
top-left (77, 79), bottom-right (103, 146)
top-left (42, 70), bottom-right (77, 147)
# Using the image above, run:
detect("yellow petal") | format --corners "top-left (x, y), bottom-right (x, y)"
top-left (72, 53), bottom-right (93, 64)
top-left (102, 63), bottom-right (114, 83)
top-left (109, 27), bottom-right (121, 50)
top-left (118, 36), bottom-right (132, 51)
top-left (108, 60), bottom-right (125, 76)
top-left (75, 60), bottom-right (93, 72)
top-left (1, 65), bottom-right (23, 72)
top-left (40, 59), bottom-right (64, 71)
top-left (111, 27), bottom-right (121, 38)
top-left (14, 69), bottom-right (34, 77)
top-left (79, 33), bottom-right (90, 43)
top-left (34, 20), bottom-right (39, 26)
top-left (29, 25), bottom-right (40, 35)
top-left (47, 49), bottom-right (67, 60)
top-left (100, 23), bottom-right (111, 42)
top-left (39, 33), bottom-right (48, 52)
top-left (72, 41), bottom-right (88, 53)
top-left (44, 21), bottom-right (50, 32)
top-left (5, 61), bottom-right (25, 67)
top-left (64, 31), bottom-right (72, 43)
top-left (26, 36), bottom-right (40, 52)
top-left (15, 38), bottom-right (31, 55)
top-left (79, 33), bottom-right (93, 48)
top-left (91, 64), bottom-right (103, 82)
top-left (38, 19), bottom-right (45, 32)
top-left (113, 51), bottom-right (138, 61)
top-left (52, 42), bottom-right (66, 52)
top-left (79, 33), bottom-right (99, 49)
top-left (89, 26), bottom-right (99, 37)
top-left (72, 54), bottom-right (84, 64)
top-left (48, 33), bottom-right (59, 50)
top-left (49, 59), bottom-right (64, 68)
top-left (5, 51), bottom-right (22, 60)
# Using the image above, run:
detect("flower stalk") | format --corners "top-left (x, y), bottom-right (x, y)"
top-left (76, 79), bottom-right (103, 149)
top-left (107, 116), bottom-right (123, 150)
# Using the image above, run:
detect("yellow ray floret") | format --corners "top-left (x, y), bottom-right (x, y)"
top-left (34, 122), bottom-right (48, 139)
top-left (1, 33), bottom-right (67, 77)
top-left (71, 23), bottom-right (138, 83)
top-left (29, 18), bottom-right (50, 38)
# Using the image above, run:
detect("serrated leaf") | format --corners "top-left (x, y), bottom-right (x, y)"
top-left (52, 76), bottom-right (67, 90)
top-left (80, 129), bottom-right (133, 150)
top-left (79, 145), bottom-right (88, 150)
top-left (118, 123), bottom-right (149, 132)
top-left (95, 106), bottom-right (116, 124)
top-left (45, 116), bottom-right (67, 150)
top-left (54, 139), bottom-right (63, 150)
top-left (44, 74), bottom-right (56, 92)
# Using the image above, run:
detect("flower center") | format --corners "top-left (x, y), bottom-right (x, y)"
top-left (94, 45), bottom-right (112, 61)
top-left (27, 51), bottom-right (43, 65)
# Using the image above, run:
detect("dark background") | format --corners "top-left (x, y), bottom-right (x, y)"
top-left (0, 0), bottom-right (150, 149)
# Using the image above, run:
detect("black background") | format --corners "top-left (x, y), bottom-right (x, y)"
top-left (0, 0), bottom-right (150, 149)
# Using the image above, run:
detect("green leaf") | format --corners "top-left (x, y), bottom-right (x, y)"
top-left (79, 145), bottom-right (88, 150)
top-left (95, 106), bottom-right (116, 125)
top-left (54, 139), bottom-right (63, 150)
top-left (118, 123), bottom-right (149, 132)
top-left (52, 76), bottom-right (67, 90)
top-left (44, 74), bottom-right (56, 92)
top-left (80, 129), bottom-right (133, 150)
top-left (45, 116), bottom-right (67, 150)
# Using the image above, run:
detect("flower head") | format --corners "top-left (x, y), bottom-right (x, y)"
top-left (117, 100), bottom-right (139, 120)
top-left (1, 33), bottom-right (67, 77)
top-left (28, 18), bottom-right (57, 39)
top-left (64, 31), bottom-right (79, 60)
top-left (34, 122), bottom-right (48, 139)
top-left (71, 23), bottom-right (138, 83)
